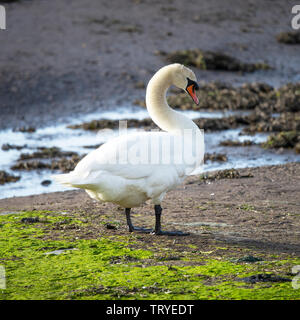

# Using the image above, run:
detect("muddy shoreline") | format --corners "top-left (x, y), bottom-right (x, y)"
top-left (0, 162), bottom-right (299, 256)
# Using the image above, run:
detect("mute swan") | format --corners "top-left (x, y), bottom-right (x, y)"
top-left (53, 64), bottom-right (204, 236)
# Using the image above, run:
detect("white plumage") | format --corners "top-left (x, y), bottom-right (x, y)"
top-left (53, 64), bottom-right (204, 235)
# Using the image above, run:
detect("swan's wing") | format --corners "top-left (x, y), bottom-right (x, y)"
top-left (71, 130), bottom-right (203, 183)
top-left (74, 132), bottom-right (170, 180)
top-left (54, 130), bottom-right (204, 191)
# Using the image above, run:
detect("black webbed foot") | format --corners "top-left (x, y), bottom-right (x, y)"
top-left (129, 226), bottom-right (153, 233)
top-left (125, 208), bottom-right (152, 233)
top-left (124, 206), bottom-right (190, 236)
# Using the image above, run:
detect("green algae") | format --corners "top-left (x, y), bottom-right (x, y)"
top-left (239, 204), bottom-right (255, 211)
top-left (0, 211), bottom-right (299, 300)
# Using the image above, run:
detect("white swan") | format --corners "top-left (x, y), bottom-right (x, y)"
top-left (53, 64), bottom-right (204, 235)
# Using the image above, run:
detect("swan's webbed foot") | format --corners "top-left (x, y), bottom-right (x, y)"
top-left (124, 206), bottom-right (190, 236)
top-left (130, 226), bottom-right (153, 233)
top-left (125, 208), bottom-right (152, 233)
top-left (153, 205), bottom-right (190, 236)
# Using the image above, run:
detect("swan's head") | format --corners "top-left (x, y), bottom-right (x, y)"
top-left (170, 63), bottom-right (199, 105)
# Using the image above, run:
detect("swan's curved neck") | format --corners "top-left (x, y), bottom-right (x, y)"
top-left (146, 67), bottom-right (198, 133)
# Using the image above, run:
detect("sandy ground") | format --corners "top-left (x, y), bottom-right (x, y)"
top-left (1, 162), bottom-right (299, 256)
top-left (1, 0), bottom-right (300, 129)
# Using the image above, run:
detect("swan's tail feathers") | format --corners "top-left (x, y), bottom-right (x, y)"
top-left (51, 173), bottom-right (75, 187)
top-left (52, 171), bottom-right (99, 190)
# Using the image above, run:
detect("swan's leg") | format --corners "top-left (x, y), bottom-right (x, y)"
top-left (154, 205), bottom-right (190, 236)
top-left (125, 208), bottom-right (152, 233)
top-left (125, 208), bottom-right (134, 232)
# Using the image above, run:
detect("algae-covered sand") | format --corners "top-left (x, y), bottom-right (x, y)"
top-left (0, 163), bottom-right (299, 300)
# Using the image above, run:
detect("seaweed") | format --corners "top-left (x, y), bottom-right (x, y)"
top-left (163, 49), bottom-right (271, 72)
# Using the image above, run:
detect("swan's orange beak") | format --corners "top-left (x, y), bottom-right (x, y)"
top-left (186, 84), bottom-right (199, 105)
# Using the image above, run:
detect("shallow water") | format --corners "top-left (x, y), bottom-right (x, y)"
top-left (0, 105), bottom-right (299, 199)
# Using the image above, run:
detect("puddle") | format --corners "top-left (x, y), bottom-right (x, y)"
top-left (0, 106), bottom-right (299, 199)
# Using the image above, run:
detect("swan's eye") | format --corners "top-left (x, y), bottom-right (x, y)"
top-left (186, 77), bottom-right (199, 91)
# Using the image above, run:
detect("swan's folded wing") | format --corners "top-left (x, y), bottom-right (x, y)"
top-left (73, 131), bottom-right (191, 181)
top-left (73, 133), bottom-right (157, 180)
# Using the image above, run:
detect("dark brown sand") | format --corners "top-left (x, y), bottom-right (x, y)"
top-left (0, 163), bottom-right (299, 256)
